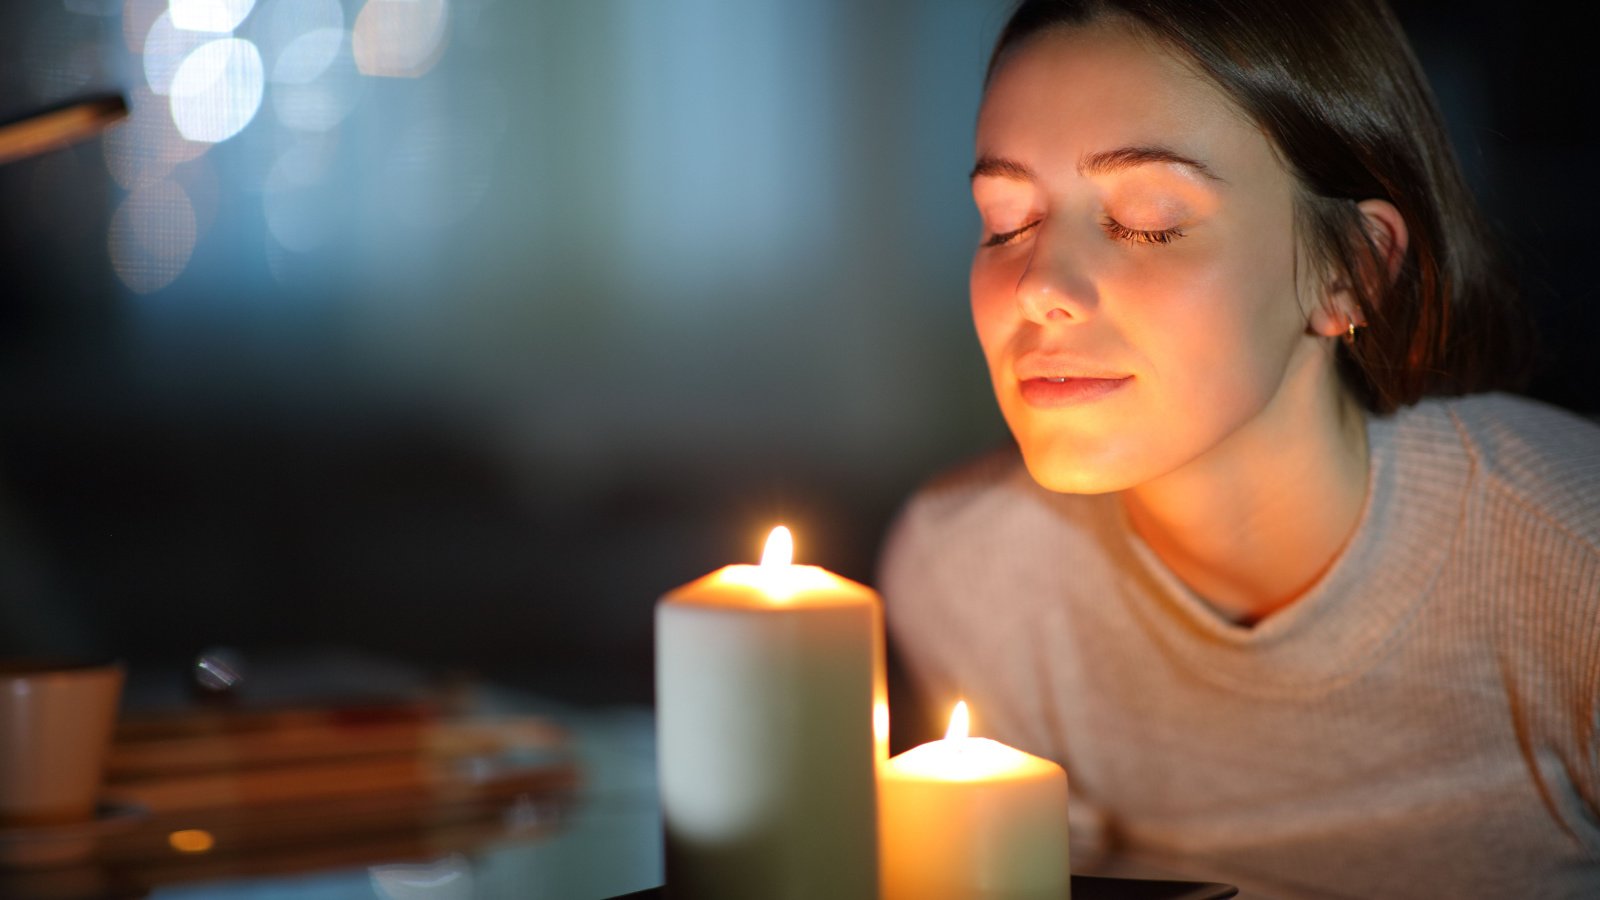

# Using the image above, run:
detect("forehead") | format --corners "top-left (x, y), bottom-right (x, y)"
top-left (977, 20), bottom-right (1269, 178)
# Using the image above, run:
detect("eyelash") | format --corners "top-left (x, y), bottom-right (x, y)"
top-left (1102, 218), bottom-right (1185, 245)
top-left (982, 223), bottom-right (1037, 247)
top-left (981, 218), bottom-right (1185, 248)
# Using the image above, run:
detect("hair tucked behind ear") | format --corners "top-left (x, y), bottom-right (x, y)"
top-left (990, 0), bottom-right (1534, 413)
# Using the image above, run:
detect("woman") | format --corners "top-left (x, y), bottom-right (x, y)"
top-left (879, 1), bottom-right (1600, 897)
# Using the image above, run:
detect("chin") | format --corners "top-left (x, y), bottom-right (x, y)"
top-left (1003, 404), bottom-right (1147, 495)
top-left (1016, 442), bottom-right (1140, 496)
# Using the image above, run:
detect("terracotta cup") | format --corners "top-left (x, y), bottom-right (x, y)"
top-left (0, 660), bottom-right (124, 827)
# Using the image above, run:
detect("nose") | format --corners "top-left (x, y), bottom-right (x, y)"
top-left (1015, 230), bottom-right (1097, 325)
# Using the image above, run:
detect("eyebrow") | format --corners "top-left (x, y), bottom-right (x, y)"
top-left (970, 146), bottom-right (1223, 183)
top-left (1081, 146), bottom-right (1222, 181)
top-left (969, 156), bottom-right (1035, 182)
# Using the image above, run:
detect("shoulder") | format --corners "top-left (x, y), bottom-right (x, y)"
top-left (1413, 397), bottom-right (1600, 821)
top-left (886, 443), bottom-right (1036, 541)
top-left (1411, 393), bottom-right (1600, 551)
top-left (1393, 396), bottom-right (1600, 678)
top-left (877, 444), bottom-right (1027, 591)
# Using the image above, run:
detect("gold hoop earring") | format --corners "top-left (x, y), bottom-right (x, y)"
top-left (1343, 319), bottom-right (1362, 346)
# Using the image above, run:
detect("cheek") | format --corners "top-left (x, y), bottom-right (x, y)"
top-left (969, 256), bottom-right (1018, 365)
top-left (1124, 230), bottom-right (1304, 401)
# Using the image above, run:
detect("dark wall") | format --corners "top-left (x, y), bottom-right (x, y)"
top-left (1392, 0), bottom-right (1600, 412)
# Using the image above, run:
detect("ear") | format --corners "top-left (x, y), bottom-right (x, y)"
top-left (1307, 199), bottom-right (1410, 339)
top-left (1357, 198), bottom-right (1409, 284)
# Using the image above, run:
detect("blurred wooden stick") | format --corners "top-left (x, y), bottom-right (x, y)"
top-left (0, 95), bottom-right (126, 166)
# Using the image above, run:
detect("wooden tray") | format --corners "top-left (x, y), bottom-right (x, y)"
top-left (1, 703), bottom-right (580, 896)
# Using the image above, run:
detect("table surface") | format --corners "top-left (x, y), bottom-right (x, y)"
top-left (0, 655), bottom-right (1271, 900)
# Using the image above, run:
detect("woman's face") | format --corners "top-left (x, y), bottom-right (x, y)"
top-left (971, 21), bottom-right (1328, 494)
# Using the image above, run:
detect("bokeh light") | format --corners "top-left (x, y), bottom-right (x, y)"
top-left (251, 0), bottom-right (343, 52)
top-left (109, 179), bottom-right (198, 294)
top-left (102, 0), bottom-right (463, 295)
top-left (143, 11), bottom-right (209, 95)
top-left (369, 855), bottom-right (472, 900)
top-left (122, 0), bottom-right (169, 53)
top-left (353, 0), bottom-right (449, 79)
top-left (168, 0), bottom-right (256, 34)
top-left (271, 32), bottom-right (364, 133)
top-left (167, 829), bottom-right (216, 853)
top-left (273, 26), bottom-right (343, 84)
top-left (103, 86), bottom-right (208, 190)
top-left (169, 38), bottom-right (265, 143)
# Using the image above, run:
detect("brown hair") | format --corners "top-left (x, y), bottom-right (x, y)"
top-left (989, 0), bottom-right (1533, 413)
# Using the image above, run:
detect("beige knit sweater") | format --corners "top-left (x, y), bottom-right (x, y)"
top-left (881, 393), bottom-right (1600, 899)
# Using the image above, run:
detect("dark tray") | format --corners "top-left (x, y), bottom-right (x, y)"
top-left (612, 874), bottom-right (1238, 899)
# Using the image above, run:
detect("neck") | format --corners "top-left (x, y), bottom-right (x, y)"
top-left (1120, 349), bottom-right (1369, 625)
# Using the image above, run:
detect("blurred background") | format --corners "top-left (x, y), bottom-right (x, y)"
top-left (1, 0), bottom-right (1595, 718)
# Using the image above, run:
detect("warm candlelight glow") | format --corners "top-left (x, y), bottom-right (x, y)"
top-left (879, 700), bottom-right (1070, 900)
top-left (945, 701), bottom-right (970, 742)
top-left (874, 699), bottom-right (890, 761)
top-left (745, 524), bottom-right (812, 602)
top-left (887, 701), bottom-right (1059, 781)
top-left (761, 525), bottom-right (794, 568)
top-left (695, 526), bottom-right (858, 604)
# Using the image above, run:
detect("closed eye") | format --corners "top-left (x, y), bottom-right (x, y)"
top-left (1103, 218), bottom-right (1184, 245)
top-left (982, 221), bottom-right (1039, 248)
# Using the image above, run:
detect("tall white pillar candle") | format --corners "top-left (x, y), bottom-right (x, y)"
top-left (879, 702), bottom-right (1070, 900)
top-left (656, 526), bottom-right (880, 900)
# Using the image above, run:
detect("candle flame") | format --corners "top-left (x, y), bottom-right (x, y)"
top-left (761, 525), bottom-right (794, 568)
top-left (945, 700), bottom-right (970, 742)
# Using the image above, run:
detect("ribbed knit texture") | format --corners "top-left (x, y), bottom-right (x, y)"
top-left (881, 393), bottom-right (1600, 899)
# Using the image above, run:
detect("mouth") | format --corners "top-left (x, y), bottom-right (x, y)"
top-left (1017, 375), bottom-right (1132, 408)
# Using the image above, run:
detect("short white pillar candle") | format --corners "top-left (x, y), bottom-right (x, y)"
top-left (879, 701), bottom-right (1070, 900)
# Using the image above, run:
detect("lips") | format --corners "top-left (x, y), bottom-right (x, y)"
top-left (1018, 375), bottom-right (1131, 407)
top-left (1012, 354), bottom-right (1132, 408)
